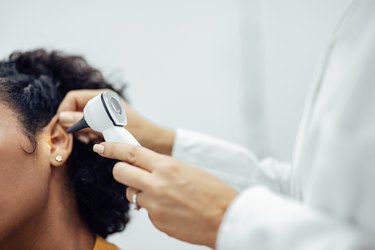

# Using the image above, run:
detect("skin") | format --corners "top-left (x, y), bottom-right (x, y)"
top-left (0, 103), bottom-right (95, 250)
top-left (58, 89), bottom-right (238, 249)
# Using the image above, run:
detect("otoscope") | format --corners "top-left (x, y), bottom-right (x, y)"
top-left (67, 90), bottom-right (140, 145)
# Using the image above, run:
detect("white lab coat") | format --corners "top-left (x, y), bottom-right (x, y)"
top-left (172, 0), bottom-right (375, 249)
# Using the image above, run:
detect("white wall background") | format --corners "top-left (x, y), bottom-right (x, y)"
top-left (0, 0), bottom-right (351, 249)
top-left (259, 0), bottom-right (351, 159)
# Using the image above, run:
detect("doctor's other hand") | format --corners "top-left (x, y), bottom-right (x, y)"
top-left (93, 142), bottom-right (238, 249)
top-left (57, 89), bottom-right (175, 155)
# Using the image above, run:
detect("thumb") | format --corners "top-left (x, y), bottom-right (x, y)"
top-left (59, 111), bottom-right (84, 128)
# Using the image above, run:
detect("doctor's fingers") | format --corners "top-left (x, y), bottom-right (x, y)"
top-left (126, 187), bottom-right (154, 211)
top-left (126, 186), bottom-right (138, 203)
top-left (57, 89), bottom-right (110, 113)
top-left (95, 142), bottom-right (162, 172)
top-left (113, 162), bottom-right (153, 191)
top-left (126, 186), bottom-right (147, 208)
top-left (59, 111), bottom-right (83, 127)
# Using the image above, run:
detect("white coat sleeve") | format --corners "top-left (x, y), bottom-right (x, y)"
top-left (172, 130), bottom-right (375, 250)
top-left (172, 129), bottom-right (291, 194)
top-left (217, 186), bottom-right (373, 250)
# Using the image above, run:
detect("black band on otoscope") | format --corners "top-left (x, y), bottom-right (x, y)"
top-left (67, 117), bottom-right (89, 133)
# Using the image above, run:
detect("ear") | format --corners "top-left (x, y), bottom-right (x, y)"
top-left (45, 115), bottom-right (73, 167)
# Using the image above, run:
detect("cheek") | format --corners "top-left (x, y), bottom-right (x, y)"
top-left (0, 138), bottom-right (51, 240)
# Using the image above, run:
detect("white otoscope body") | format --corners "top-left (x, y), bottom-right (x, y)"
top-left (67, 90), bottom-right (140, 145)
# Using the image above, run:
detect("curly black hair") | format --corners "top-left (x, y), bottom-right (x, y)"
top-left (0, 49), bottom-right (130, 238)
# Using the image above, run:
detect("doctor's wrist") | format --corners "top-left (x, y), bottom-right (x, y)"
top-left (138, 123), bottom-right (175, 155)
top-left (151, 126), bottom-right (175, 155)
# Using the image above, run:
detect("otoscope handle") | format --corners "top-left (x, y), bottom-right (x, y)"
top-left (102, 126), bottom-right (140, 146)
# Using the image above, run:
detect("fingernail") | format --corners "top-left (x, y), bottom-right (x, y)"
top-left (77, 135), bottom-right (90, 144)
top-left (59, 112), bottom-right (74, 123)
top-left (93, 144), bottom-right (105, 154)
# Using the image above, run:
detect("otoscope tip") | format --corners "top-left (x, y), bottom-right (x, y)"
top-left (67, 118), bottom-right (89, 133)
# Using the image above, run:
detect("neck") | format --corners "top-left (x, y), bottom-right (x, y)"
top-left (3, 168), bottom-right (95, 250)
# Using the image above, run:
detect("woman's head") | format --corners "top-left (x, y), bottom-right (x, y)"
top-left (0, 49), bottom-right (130, 241)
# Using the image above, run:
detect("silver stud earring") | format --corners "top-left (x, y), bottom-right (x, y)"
top-left (55, 155), bottom-right (63, 163)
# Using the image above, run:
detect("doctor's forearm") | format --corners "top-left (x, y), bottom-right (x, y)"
top-left (136, 123), bottom-right (175, 156)
top-left (149, 126), bottom-right (175, 155)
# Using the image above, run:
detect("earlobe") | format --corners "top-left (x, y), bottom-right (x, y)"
top-left (46, 115), bottom-right (73, 167)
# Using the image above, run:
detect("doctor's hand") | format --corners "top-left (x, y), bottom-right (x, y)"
top-left (93, 142), bottom-right (238, 249)
top-left (57, 89), bottom-right (175, 155)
